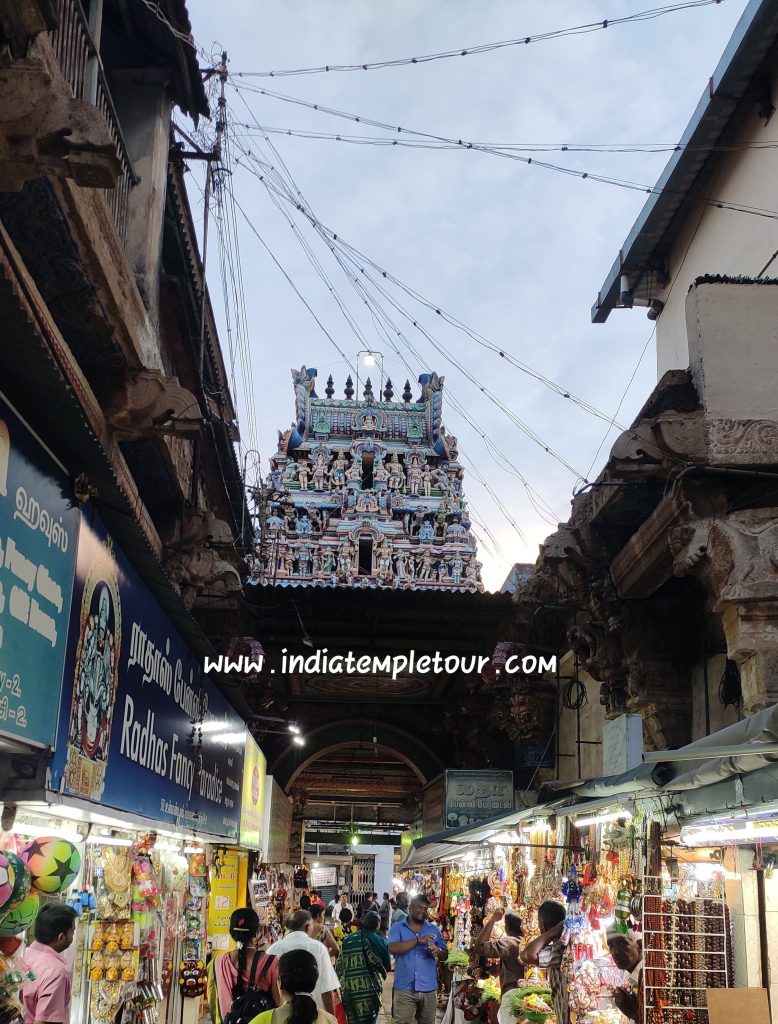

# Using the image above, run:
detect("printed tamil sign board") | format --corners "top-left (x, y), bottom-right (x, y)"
top-left (444, 770), bottom-right (514, 827)
top-left (0, 391), bottom-right (80, 747)
top-left (49, 506), bottom-right (244, 838)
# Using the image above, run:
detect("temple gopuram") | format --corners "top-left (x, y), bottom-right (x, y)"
top-left (248, 365), bottom-right (484, 591)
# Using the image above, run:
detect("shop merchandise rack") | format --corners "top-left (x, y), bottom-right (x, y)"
top-left (641, 876), bottom-right (732, 1024)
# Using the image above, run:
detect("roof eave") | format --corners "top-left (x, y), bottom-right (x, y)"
top-left (592, 0), bottom-right (778, 323)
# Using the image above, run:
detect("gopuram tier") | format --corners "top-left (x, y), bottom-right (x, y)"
top-left (248, 366), bottom-right (484, 591)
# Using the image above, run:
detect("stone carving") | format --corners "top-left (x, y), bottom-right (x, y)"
top-left (337, 538), bottom-right (356, 580)
top-left (330, 453), bottom-right (348, 488)
top-left (105, 370), bottom-right (201, 440)
top-left (165, 548), bottom-right (241, 609)
top-left (254, 366), bottom-right (483, 590)
top-left (708, 419), bottom-right (778, 463)
top-left (376, 539), bottom-right (393, 583)
top-left (311, 452), bottom-right (329, 490)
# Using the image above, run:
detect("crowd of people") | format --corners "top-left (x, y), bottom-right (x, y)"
top-left (202, 891), bottom-right (643, 1024)
top-left (15, 890), bottom-right (642, 1024)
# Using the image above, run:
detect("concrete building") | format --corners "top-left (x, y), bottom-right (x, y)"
top-left (515, 0), bottom-right (778, 785)
top-left (0, 0), bottom-right (249, 789)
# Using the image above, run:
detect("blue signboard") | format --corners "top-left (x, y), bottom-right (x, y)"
top-left (0, 392), bottom-right (80, 747)
top-left (49, 507), bottom-right (244, 838)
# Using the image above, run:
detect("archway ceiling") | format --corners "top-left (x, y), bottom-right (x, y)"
top-left (227, 585), bottom-right (517, 826)
top-left (244, 585), bottom-right (514, 702)
top-left (294, 741), bottom-right (421, 825)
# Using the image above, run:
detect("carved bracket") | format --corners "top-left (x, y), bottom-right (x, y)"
top-left (105, 370), bottom-right (202, 439)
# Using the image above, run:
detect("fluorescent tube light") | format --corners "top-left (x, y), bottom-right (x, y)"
top-left (575, 810), bottom-right (632, 828)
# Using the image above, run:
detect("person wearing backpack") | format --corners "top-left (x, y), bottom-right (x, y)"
top-left (211, 908), bottom-right (276, 1024)
top-left (249, 949), bottom-right (337, 1024)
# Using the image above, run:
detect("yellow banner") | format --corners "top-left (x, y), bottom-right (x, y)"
top-left (240, 733), bottom-right (267, 850)
top-left (209, 849), bottom-right (242, 951)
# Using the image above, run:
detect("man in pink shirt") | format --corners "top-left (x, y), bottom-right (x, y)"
top-left (22, 904), bottom-right (78, 1024)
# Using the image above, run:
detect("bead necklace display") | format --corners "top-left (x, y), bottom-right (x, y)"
top-left (642, 876), bottom-right (731, 1024)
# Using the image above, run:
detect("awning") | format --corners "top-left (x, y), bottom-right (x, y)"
top-left (399, 804), bottom-right (562, 869)
top-left (544, 705), bottom-right (778, 804)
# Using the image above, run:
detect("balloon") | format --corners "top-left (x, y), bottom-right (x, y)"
top-left (20, 837), bottom-right (81, 895)
top-left (0, 855), bottom-right (15, 915)
top-left (0, 892), bottom-right (39, 936)
top-left (2, 853), bottom-right (30, 912)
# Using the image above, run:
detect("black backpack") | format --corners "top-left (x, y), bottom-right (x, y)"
top-left (223, 952), bottom-right (276, 1024)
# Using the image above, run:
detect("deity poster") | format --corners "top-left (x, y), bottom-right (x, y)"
top-left (52, 505), bottom-right (245, 839)
top-left (62, 524), bottom-right (121, 801)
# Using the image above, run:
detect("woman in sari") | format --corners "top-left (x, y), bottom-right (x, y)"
top-left (336, 911), bottom-right (390, 1024)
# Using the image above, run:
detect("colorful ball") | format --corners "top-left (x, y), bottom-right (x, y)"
top-left (0, 892), bottom-right (39, 936)
top-left (0, 855), bottom-right (15, 914)
top-left (20, 837), bottom-right (81, 895)
top-left (3, 854), bottom-right (30, 911)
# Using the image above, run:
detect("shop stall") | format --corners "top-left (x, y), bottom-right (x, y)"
top-left (0, 504), bottom-right (249, 1024)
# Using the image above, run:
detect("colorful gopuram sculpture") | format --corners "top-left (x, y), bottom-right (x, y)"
top-left (248, 366), bottom-right (484, 591)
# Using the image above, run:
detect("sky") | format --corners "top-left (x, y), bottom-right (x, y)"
top-left (183, 0), bottom-right (750, 591)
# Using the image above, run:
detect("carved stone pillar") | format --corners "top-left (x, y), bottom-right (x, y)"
top-left (671, 508), bottom-right (778, 715)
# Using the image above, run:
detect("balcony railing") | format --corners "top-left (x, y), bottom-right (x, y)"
top-left (49, 0), bottom-right (138, 246)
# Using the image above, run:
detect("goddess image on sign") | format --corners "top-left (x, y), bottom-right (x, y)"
top-left (64, 539), bottom-right (122, 801)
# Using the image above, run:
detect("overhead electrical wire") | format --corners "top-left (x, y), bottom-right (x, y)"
top-left (236, 123), bottom-right (778, 157)
top-left (134, 0), bottom-right (196, 46)
top-left (230, 82), bottom-right (778, 223)
top-left (231, 94), bottom-right (627, 433)
top-left (231, 0), bottom-right (724, 77)
top-left (235, 139), bottom-right (586, 483)
top-left (229, 125), bottom-right (559, 539)
top-left (236, 169), bottom-right (521, 549)
top-left (232, 141), bottom-right (565, 532)
top-left (233, 142), bottom-right (620, 464)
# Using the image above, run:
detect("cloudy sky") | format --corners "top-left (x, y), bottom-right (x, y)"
top-left (185, 0), bottom-right (749, 591)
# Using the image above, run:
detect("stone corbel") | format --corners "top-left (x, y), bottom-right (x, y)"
top-left (611, 483), bottom-right (725, 599)
top-left (105, 370), bottom-right (202, 440)
top-left (0, 62), bottom-right (122, 190)
top-left (164, 547), bottom-right (242, 609)
top-left (670, 507), bottom-right (778, 714)
top-left (162, 509), bottom-right (234, 551)
top-left (0, 0), bottom-right (58, 58)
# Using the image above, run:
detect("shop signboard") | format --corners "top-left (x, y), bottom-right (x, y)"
top-left (444, 770), bottom-right (514, 828)
top-left (239, 733), bottom-right (266, 850)
top-left (208, 849), bottom-right (243, 950)
top-left (263, 776), bottom-right (292, 863)
top-left (309, 865), bottom-right (338, 888)
top-left (422, 776), bottom-right (445, 835)
top-left (49, 507), bottom-right (244, 838)
top-left (0, 391), bottom-right (80, 747)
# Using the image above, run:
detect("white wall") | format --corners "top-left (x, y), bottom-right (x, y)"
top-left (653, 67), bottom-right (778, 377)
top-left (353, 844), bottom-right (394, 901)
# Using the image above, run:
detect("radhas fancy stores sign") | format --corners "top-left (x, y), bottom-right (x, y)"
top-left (50, 507), bottom-right (244, 839)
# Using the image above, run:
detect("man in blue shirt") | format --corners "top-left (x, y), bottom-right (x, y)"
top-left (388, 894), bottom-right (448, 1024)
